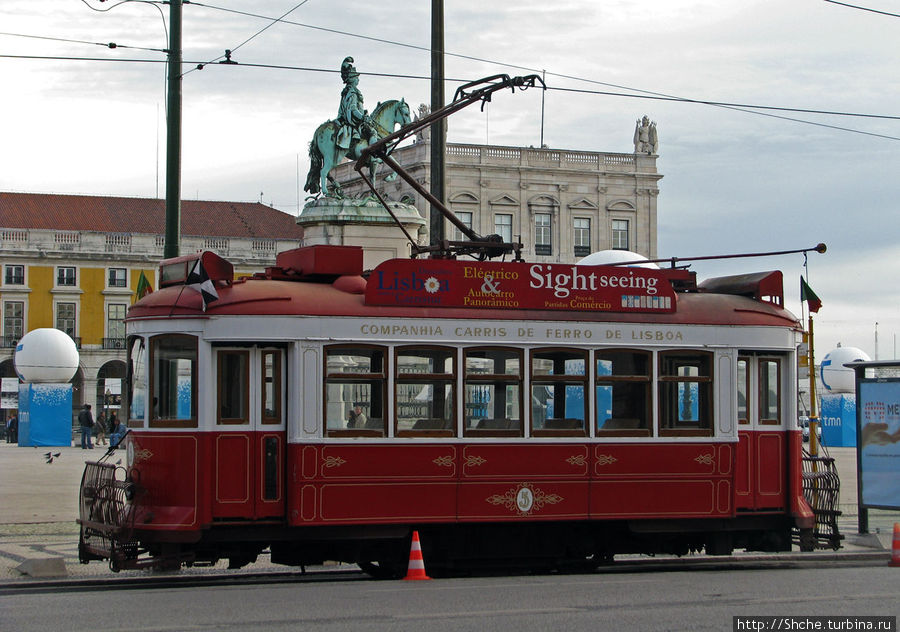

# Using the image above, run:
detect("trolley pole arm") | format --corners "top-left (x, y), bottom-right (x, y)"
top-left (355, 74), bottom-right (542, 258)
top-left (355, 163), bottom-right (423, 254)
top-left (608, 243), bottom-right (828, 268)
top-left (357, 74), bottom-right (544, 170)
top-left (379, 152), bottom-right (477, 242)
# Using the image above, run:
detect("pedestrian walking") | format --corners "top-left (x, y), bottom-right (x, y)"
top-left (94, 411), bottom-right (107, 446)
top-left (5, 412), bottom-right (17, 443)
top-left (78, 404), bottom-right (94, 449)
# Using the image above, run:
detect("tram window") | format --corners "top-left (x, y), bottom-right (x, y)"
top-left (261, 351), bottom-right (282, 425)
top-left (737, 357), bottom-right (749, 425)
top-left (126, 336), bottom-right (147, 427)
top-left (758, 358), bottom-right (781, 425)
top-left (658, 351), bottom-right (713, 436)
top-left (595, 350), bottom-right (651, 435)
top-left (463, 348), bottom-right (522, 437)
top-left (324, 346), bottom-right (386, 437)
top-left (531, 348), bottom-right (587, 437)
top-left (395, 346), bottom-right (456, 436)
top-left (217, 350), bottom-right (249, 424)
top-left (149, 334), bottom-right (197, 428)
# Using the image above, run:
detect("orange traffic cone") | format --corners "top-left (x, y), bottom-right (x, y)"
top-left (889, 523), bottom-right (900, 567)
top-left (403, 530), bottom-right (431, 580)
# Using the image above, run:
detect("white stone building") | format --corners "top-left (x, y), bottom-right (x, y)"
top-left (328, 137), bottom-right (661, 263)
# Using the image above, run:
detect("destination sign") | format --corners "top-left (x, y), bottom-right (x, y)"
top-left (364, 259), bottom-right (676, 313)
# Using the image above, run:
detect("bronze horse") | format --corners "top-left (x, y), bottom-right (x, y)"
top-left (304, 98), bottom-right (411, 198)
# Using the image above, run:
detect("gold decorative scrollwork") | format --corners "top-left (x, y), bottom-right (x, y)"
top-left (323, 455), bottom-right (346, 468)
top-left (596, 454), bottom-right (618, 466)
top-left (566, 454), bottom-right (587, 467)
top-left (465, 455), bottom-right (487, 467)
top-left (432, 455), bottom-right (454, 467)
top-left (694, 453), bottom-right (714, 466)
top-left (485, 483), bottom-right (563, 516)
top-left (132, 448), bottom-right (153, 462)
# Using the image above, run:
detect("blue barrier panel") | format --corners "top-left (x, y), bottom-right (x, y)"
top-left (16, 383), bottom-right (72, 447)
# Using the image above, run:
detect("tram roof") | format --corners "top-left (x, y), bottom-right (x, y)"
top-left (129, 248), bottom-right (800, 328)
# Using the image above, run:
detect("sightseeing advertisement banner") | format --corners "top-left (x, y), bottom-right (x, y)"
top-left (858, 379), bottom-right (900, 509)
top-left (365, 259), bottom-right (676, 313)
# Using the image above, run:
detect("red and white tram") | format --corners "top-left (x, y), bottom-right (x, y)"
top-left (79, 244), bottom-right (816, 573)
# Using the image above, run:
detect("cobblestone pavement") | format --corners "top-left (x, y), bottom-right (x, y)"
top-left (0, 442), bottom-right (896, 584)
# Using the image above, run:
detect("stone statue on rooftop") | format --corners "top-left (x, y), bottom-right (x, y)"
top-left (414, 103), bottom-right (431, 143)
top-left (633, 115), bottom-right (658, 154)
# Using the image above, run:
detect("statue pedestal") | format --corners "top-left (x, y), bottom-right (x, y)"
top-left (298, 196), bottom-right (426, 270)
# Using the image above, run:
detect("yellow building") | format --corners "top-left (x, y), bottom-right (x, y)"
top-left (1, 192), bottom-right (304, 427)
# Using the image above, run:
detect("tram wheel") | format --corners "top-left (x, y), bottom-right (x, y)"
top-left (798, 528), bottom-right (816, 552)
top-left (359, 560), bottom-right (405, 579)
top-left (77, 527), bottom-right (91, 565)
top-left (561, 552), bottom-right (613, 572)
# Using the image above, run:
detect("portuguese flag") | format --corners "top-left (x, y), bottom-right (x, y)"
top-left (135, 271), bottom-right (153, 302)
top-left (800, 276), bottom-right (821, 313)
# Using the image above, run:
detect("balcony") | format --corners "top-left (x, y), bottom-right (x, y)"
top-left (102, 338), bottom-right (127, 350)
top-left (0, 335), bottom-right (20, 349)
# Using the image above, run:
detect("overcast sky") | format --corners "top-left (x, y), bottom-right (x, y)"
top-left (2, 0), bottom-right (899, 361)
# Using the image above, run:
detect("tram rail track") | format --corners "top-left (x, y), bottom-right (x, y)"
top-left (0, 550), bottom-right (888, 596)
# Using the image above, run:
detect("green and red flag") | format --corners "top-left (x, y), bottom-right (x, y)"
top-left (800, 276), bottom-right (821, 313)
top-left (135, 271), bottom-right (153, 303)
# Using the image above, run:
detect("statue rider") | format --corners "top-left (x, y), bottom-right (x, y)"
top-left (336, 57), bottom-right (377, 151)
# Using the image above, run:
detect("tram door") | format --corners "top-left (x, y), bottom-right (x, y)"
top-left (735, 355), bottom-right (787, 511)
top-left (212, 347), bottom-right (286, 520)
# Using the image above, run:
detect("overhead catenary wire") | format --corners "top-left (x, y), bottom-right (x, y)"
top-left (11, 1), bottom-right (900, 123)
top-left (182, 0), bottom-right (312, 77)
top-left (185, 3), bottom-right (900, 115)
top-left (0, 30), bottom-right (167, 53)
top-left (822, 0), bottom-right (900, 19)
top-left (4, 1), bottom-right (900, 144)
top-left (79, 0), bottom-right (153, 12)
top-left (2, 50), bottom-right (897, 123)
top-left (183, 1), bottom-right (900, 141)
top-left (6, 51), bottom-right (899, 143)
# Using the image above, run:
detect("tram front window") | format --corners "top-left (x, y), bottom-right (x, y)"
top-left (127, 336), bottom-right (147, 426)
top-left (737, 357), bottom-right (749, 425)
top-left (149, 334), bottom-right (197, 427)
top-left (217, 350), bottom-right (249, 424)
top-left (759, 358), bottom-right (781, 425)
top-left (261, 351), bottom-right (282, 424)
top-left (324, 345), bottom-right (386, 436)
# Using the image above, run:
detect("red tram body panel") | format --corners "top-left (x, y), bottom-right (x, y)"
top-left (79, 246), bottom-right (814, 573)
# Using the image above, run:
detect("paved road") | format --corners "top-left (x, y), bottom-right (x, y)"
top-left (0, 441), bottom-right (896, 583)
top-left (3, 564), bottom-right (897, 632)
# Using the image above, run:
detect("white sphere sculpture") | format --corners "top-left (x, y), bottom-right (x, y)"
top-left (577, 249), bottom-right (659, 269)
top-left (14, 328), bottom-right (80, 383)
top-left (820, 345), bottom-right (870, 393)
